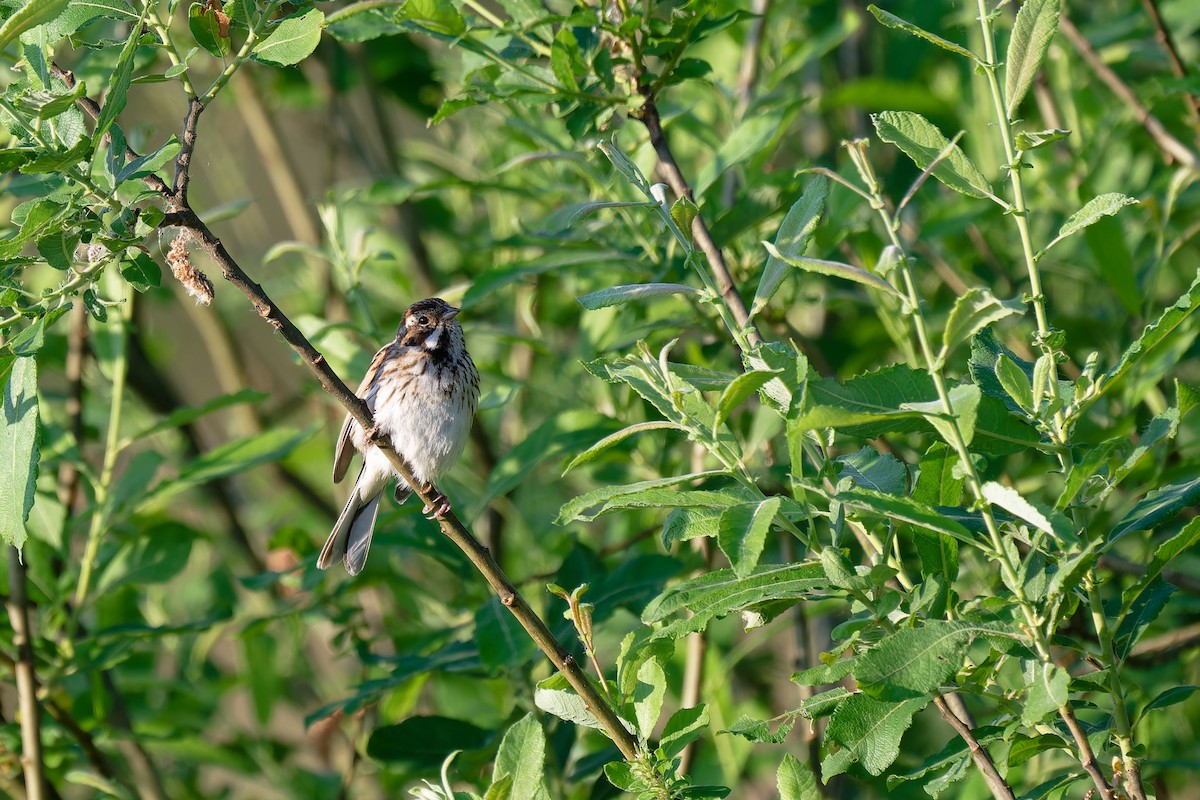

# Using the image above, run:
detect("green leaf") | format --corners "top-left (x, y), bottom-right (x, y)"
top-left (141, 424), bottom-right (318, 508)
top-left (603, 761), bottom-right (636, 791)
top-left (534, 673), bottom-right (610, 730)
top-left (761, 244), bottom-right (905, 300)
top-left (777, 753), bottom-right (820, 800)
top-left (713, 369), bottom-right (778, 433)
top-left (114, 135), bottom-right (180, 185)
top-left (725, 714), bottom-right (795, 744)
top-left (39, 0), bottom-right (137, 41)
top-left (120, 251), bottom-right (161, 293)
top-left (838, 446), bottom-right (907, 495)
top-left (128, 388), bottom-right (268, 443)
top-left (188, 1), bottom-right (229, 57)
top-left (995, 352), bottom-right (1033, 414)
top-left (475, 596), bottom-right (537, 672)
top-left (642, 562), bottom-right (826, 640)
top-left (753, 175), bottom-right (828, 316)
top-left (367, 716), bottom-right (492, 765)
top-left (660, 705), bottom-right (708, 757)
top-left (633, 659), bottom-right (666, 739)
top-left (487, 415), bottom-right (622, 503)
top-left (856, 621), bottom-right (1003, 700)
top-left (866, 5), bottom-right (975, 60)
top-left (1138, 686), bottom-right (1197, 723)
top-left (662, 507), bottom-right (723, 547)
top-left (888, 726), bottom-right (1004, 793)
top-left (36, 228), bottom-right (78, 270)
top-left (981, 481), bottom-right (1059, 536)
top-left (397, 0), bottom-right (464, 36)
top-left (576, 283), bottom-right (700, 311)
top-left (912, 443), bottom-right (962, 508)
top-left (1005, 0), bottom-right (1061, 117)
top-left (822, 694), bottom-right (929, 778)
top-left (0, 356), bottom-right (39, 552)
top-left (1014, 128), bottom-right (1070, 151)
top-left (325, 1), bottom-right (404, 41)
top-left (1093, 271), bottom-right (1200, 407)
top-left (900, 383), bottom-right (981, 448)
top-left (94, 16), bottom-right (141, 142)
top-left (872, 111), bottom-right (993, 200)
top-left (1041, 193), bottom-right (1139, 257)
top-left (252, 8), bottom-right (324, 66)
top-left (694, 107), bottom-right (789, 196)
top-left (555, 471), bottom-right (732, 524)
top-left (829, 486), bottom-right (977, 548)
top-left (941, 289), bottom-right (1024, 358)
top-left (1121, 517), bottom-right (1200, 614)
top-left (1021, 662), bottom-right (1068, 726)
top-left (717, 497), bottom-right (781, 578)
top-left (0, 0), bottom-right (68, 52)
top-left (8, 305), bottom-right (71, 356)
top-left (1109, 476), bottom-right (1200, 545)
top-left (493, 714), bottom-right (548, 800)
top-left (820, 547), bottom-right (871, 592)
top-left (1006, 733), bottom-right (1068, 767)
top-left (562, 421), bottom-right (684, 475)
top-left (1115, 579), bottom-right (1176, 660)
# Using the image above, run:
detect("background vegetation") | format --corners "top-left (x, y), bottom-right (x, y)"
top-left (2, 0), bottom-right (1199, 797)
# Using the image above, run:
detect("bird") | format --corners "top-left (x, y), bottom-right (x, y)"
top-left (317, 297), bottom-right (479, 575)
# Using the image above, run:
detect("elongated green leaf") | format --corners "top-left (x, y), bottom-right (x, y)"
top-left (556, 472), bottom-right (736, 524)
top-left (188, 1), bottom-right (229, 57)
top-left (367, 716), bottom-right (492, 765)
top-left (1014, 128), bottom-right (1070, 151)
top-left (141, 424), bottom-right (319, 508)
top-left (725, 714), bottom-right (795, 744)
top-left (857, 621), bottom-right (1005, 700)
top-left (867, 5), bottom-right (975, 59)
top-left (941, 289), bottom-right (1024, 357)
top-left (487, 415), bottom-right (622, 502)
top-left (534, 673), bottom-right (612, 730)
top-left (888, 725), bottom-right (1005, 791)
top-left (718, 497), bottom-right (781, 578)
top-left (1115, 579), bottom-right (1176, 660)
top-left (1109, 476), bottom-right (1200, 545)
top-left (762, 243), bottom-right (905, 300)
top-left (833, 486), bottom-right (977, 546)
top-left (714, 369), bottom-right (778, 432)
top-left (96, 521), bottom-right (194, 594)
top-left (493, 714), bottom-right (549, 800)
top-left (1121, 517), bottom-right (1200, 614)
top-left (777, 753), bottom-right (820, 800)
top-left (41, 0), bottom-right (137, 41)
top-left (872, 111), bottom-right (993, 200)
top-left (1138, 686), bottom-right (1198, 723)
top-left (981, 481), bottom-right (1061, 536)
top-left (753, 175), bottom-right (829, 316)
top-left (995, 353), bottom-right (1034, 414)
top-left (634, 659), bottom-right (666, 738)
top-left (577, 282), bottom-right (699, 311)
top-left (643, 562), bottom-right (826, 640)
top-left (1, 356), bottom-right (39, 551)
top-left (128, 388), bottom-right (268, 444)
top-left (252, 8), bottom-right (324, 65)
top-left (1005, 0), bottom-right (1061, 117)
top-left (0, 0), bottom-right (68, 52)
top-left (562, 421), bottom-right (684, 475)
top-left (900, 383), bottom-right (981, 448)
top-left (823, 694), bottom-right (929, 778)
top-left (838, 446), bottom-right (906, 496)
top-left (475, 596), bottom-right (537, 671)
top-left (694, 108), bottom-right (788, 196)
top-left (94, 16), bottom-right (140, 141)
top-left (660, 705), bottom-right (709, 757)
top-left (1041, 193), bottom-right (1138, 256)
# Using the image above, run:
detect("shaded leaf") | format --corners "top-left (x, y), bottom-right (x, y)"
top-left (577, 282), bottom-right (700, 311)
top-left (717, 497), bottom-right (781, 578)
top-left (873, 111), bottom-right (993, 200)
top-left (941, 289), bottom-right (1024, 357)
top-left (0, 356), bottom-right (39, 551)
top-left (867, 5), bottom-right (974, 60)
top-left (1109, 476), bottom-right (1200, 545)
top-left (753, 175), bottom-right (828, 316)
top-left (562, 421), bottom-right (684, 475)
top-left (660, 705), bottom-right (708, 757)
top-left (762, 243), bottom-right (905, 300)
top-left (823, 694), bottom-right (929, 778)
top-left (1121, 517), bottom-right (1200, 614)
top-left (367, 716), bottom-right (492, 765)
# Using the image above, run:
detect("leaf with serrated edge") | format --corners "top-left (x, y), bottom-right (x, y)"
top-left (660, 705), bottom-right (709, 757)
top-left (763, 243), bottom-right (905, 300)
top-left (577, 283), bottom-right (700, 311)
top-left (823, 695), bottom-right (929, 778)
top-left (777, 753), bottom-right (821, 800)
top-left (718, 497), bottom-right (781, 578)
top-left (941, 289), bottom-right (1024, 356)
top-left (873, 111), bottom-right (993, 200)
top-left (1005, 0), bottom-right (1061, 117)
top-left (1042, 193), bottom-right (1138, 256)
top-left (714, 369), bottom-right (778, 432)
top-left (556, 472), bottom-right (736, 524)
top-left (753, 175), bottom-right (829, 316)
top-left (867, 5), bottom-right (975, 59)
top-left (857, 621), bottom-right (1006, 700)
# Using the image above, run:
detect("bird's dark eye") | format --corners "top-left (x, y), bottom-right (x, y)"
top-left (417, 315), bottom-right (430, 325)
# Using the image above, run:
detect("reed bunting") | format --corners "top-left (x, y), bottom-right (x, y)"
top-left (318, 298), bottom-right (480, 575)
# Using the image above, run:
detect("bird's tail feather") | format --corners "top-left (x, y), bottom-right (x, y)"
top-left (318, 479), bottom-right (382, 574)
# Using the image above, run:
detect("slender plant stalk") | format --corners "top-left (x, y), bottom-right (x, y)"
top-left (7, 548), bottom-right (46, 800)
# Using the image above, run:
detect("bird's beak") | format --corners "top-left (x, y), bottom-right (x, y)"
top-left (444, 306), bottom-right (461, 319)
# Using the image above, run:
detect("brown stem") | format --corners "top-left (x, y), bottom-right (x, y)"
top-left (1058, 17), bottom-right (1198, 169)
top-left (7, 549), bottom-right (45, 800)
top-left (634, 87), bottom-right (761, 348)
top-left (932, 695), bottom-right (1016, 800)
top-left (152, 101), bottom-right (639, 759)
top-left (1139, 0), bottom-right (1200, 125)
top-left (1059, 702), bottom-right (1115, 799)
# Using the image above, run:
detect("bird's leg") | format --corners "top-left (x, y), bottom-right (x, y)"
top-left (421, 483), bottom-right (451, 519)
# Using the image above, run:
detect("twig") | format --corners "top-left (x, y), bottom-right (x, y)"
top-left (932, 695), bottom-right (1016, 800)
top-left (7, 548), bottom-right (46, 800)
top-left (43, 700), bottom-right (132, 795)
top-left (1130, 620), bottom-right (1200, 662)
top-left (1139, 0), bottom-right (1200, 124)
top-left (151, 99), bottom-right (640, 760)
top-left (633, 86), bottom-right (761, 348)
top-left (1058, 17), bottom-right (1197, 169)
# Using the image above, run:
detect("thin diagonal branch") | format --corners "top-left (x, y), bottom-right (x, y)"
top-left (1058, 17), bottom-right (1197, 169)
top-left (153, 99), bottom-right (640, 760)
top-left (1139, 0), bottom-right (1200, 124)
top-left (932, 696), bottom-right (1016, 800)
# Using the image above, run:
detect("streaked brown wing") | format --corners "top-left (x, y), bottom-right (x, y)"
top-left (332, 342), bottom-right (391, 483)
